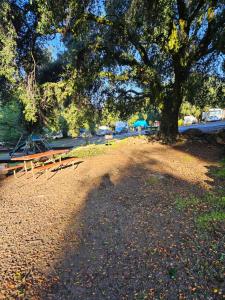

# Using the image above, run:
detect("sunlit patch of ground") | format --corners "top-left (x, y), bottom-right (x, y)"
top-left (0, 138), bottom-right (224, 299)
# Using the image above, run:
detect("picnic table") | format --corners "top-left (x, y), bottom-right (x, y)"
top-left (10, 149), bottom-right (74, 178)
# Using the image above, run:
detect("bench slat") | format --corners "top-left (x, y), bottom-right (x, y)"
top-left (4, 164), bottom-right (24, 171)
top-left (33, 157), bottom-right (78, 173)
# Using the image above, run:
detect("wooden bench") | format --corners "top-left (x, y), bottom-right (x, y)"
top-left (1, 164), bottom-right (24, 178)
top-left (32, 157), bottom-right (79, 178)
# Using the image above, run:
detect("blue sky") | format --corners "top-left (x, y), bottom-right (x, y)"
top-left (45, 33), bottom-right (66, 60)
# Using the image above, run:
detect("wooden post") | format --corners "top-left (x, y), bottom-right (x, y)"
top-left (31, 161), bottom-right (35, 179)
top-left (24, 161), bottom-right (28, 177)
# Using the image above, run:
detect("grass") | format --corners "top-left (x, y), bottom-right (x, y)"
top-left (197, 211), bottom-right (225, 229)
top-left (175, 193), bottom-right (225, 231)
top-left (66, 144), bottom-right (107, 158)
top-left (108, 139), bottom-right (125, 148)
top-left (64, 137), bottom-right (132, 159)
top-left (175, 195), bottom-right (200, 210)
top-left (196, 193), bottom-right (225, 229)
top-left (213, 167), bottom-right (225, 179)
top-left (212, 158), bottom-right (225, 179)
top-left (175, 157), bottom-right (225, 231)
top-left (205, 193), bottom-right (225, 208)
top-left (182, 155), bottom-right (194, 162)
top-left (64, 135), bottom-right (150, 159)
top-left (135, 134), bottom-right (148, 140)
top-left (145, 176), bottom-right (160, 185)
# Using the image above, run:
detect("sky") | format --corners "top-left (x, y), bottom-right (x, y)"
top-left (45, 33), bottom-right (66, 60)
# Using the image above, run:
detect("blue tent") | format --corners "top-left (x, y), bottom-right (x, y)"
top-left (133, 120), bottom-right (148, 128)
top-left (31, 134), bottom-right (43, 142)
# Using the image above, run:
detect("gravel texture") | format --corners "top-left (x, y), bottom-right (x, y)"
top-left (0, 140), bottom-right (224, 299)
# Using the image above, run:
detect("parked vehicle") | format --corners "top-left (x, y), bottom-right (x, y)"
top-left (115, 121), bottom-right (128, 134)
top-left (153, 121), bottom-right (160, 127)
top-left (183, 115), bottom-right (198, 125)
top-left (78, 128), bottom-right (89, 137)
top-left (45, 131), bottom-right (63, 139)
top-left (202, 108), bottom-right (225, 122)
top-left (79, 129), bottom-right (92, 138)
top-left (96, 126), bottom-right (112, 136)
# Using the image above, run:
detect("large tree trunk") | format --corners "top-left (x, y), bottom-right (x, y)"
top-left (160, 96), bottom-right (181, 143)
top-left (159, 63), bottom-right (189, 143)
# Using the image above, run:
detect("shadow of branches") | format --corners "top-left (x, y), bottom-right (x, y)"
top-left (1, 140), bottom-right (224, 299)
top-left (36, 145), bottom-right (224, 299)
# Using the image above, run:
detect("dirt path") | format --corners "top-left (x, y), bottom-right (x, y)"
top-left (0, 140), bottom-right (224, 299)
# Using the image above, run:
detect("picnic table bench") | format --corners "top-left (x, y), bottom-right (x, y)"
top-left (2, 149), bottom-right (80, 179)
top-left (0, 164), bottom-right (24, 178)
top-left (32, 157), bottom-right (79, 177)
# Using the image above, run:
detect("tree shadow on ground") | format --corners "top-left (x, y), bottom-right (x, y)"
top-left (0, 173), bottom-right (7, 188)
top-left (172, 140), bottom-right (224, 163)
top-left (173, 140), bottom-right (224, 191)
top-left (35, 148), bottom-right (224, 300)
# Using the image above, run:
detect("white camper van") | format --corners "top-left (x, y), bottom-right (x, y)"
top-left (202, 108), bottom-right (225, 122)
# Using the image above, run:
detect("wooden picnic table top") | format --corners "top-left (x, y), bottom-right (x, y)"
top-left (11, 149), bottom-right (70, 161)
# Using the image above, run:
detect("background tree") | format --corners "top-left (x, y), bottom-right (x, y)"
top-left (54, 0), bottom-right (224, 142)
top-left (183, 74), bottom-right (225, 109)
top-left (0, 99), bottom-right (25, 143)
top-left (1, 0), bottom-right (224, 143)
top-left (179, 102), bottom-right (201, 119)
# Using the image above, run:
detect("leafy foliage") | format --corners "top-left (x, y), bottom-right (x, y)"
top-left (0, 100), bottom-right (25, 142)
top-left (0, 1), bottom-right (17, 83)
top-left (180, 102), bottom-right (201, 118)
top-left (0, 0), bottom-right (224, 142)
top-left (51, 0), bottom-right (224, 141)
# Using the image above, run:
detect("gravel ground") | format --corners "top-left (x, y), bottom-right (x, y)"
top-left (0, 139), bottom-right (224, 299)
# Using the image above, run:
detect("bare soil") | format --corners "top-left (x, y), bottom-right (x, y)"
top-left (0, 139), bottom-right (224, 299)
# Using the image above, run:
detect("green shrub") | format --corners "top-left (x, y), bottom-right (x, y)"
top-left (0, 100), bottom-right (25, 142)
top-left (178, 119), bottom-right (183, 126)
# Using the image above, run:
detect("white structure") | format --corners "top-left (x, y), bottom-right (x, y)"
top-left (202, 108), bottom-right (225, 122)
top-left (183, 115), bottom-right (197, 125)
top-left (96, 126), bottom-right (112, 136)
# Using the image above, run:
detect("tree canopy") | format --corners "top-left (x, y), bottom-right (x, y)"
top-left (0, 0), bottom-right (224, 142)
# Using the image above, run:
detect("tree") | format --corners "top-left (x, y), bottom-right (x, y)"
top-left (1, 0), bottom-right (224, 143)
top-left (180, 102), bottom-right (201, 119)
top-left (183, 74), bottom-right (225, 109)
top-left (0, 0), bottom-right (49, 131)
top-left (0, 99), bottom-right (25, 142)
top-left (41, 0), bottom-right (224, 142)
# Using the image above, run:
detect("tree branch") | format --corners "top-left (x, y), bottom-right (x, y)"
top-left (177, 0), bottom-right (188, 21)
top-left (188, 0), bottom-right (205, 26)
top-left (128, 36), bottom-right (150, 66)
top-left (189, 1), bottom-right (218, 63)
